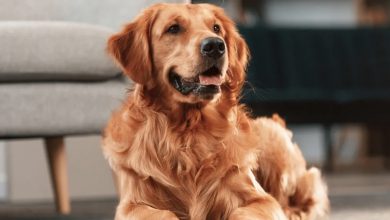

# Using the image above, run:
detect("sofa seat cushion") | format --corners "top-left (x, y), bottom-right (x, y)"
top-left (0, 78), bottom-right (127, 138)
top-left (0, 21), bottom-right (120, 82)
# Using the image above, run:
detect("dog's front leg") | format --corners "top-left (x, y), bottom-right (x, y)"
top-left (115, 203), bottom-right (179, 220)
top-left (224, 170), bottom-right (287, 220)
top-left (228, 195), bottom-right (287, 220)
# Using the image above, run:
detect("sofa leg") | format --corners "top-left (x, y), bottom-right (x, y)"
top-left (45, 137), bottom-right (71, 215)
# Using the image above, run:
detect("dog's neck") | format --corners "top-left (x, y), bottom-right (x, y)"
top-left (132, 84), bottom-right (238, 131)
top-left (118, 84), bottom-right (252, 184)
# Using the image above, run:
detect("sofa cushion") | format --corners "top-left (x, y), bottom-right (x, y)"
top-left (0, 21), bottom-right (121, 82)
top-left (0, 78), bottom-right (128, 138)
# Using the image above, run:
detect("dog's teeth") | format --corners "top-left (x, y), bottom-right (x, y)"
top-left (199, 75), bottom-right (223, 86)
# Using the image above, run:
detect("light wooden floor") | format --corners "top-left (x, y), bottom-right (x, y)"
top-left (0, 173), bottom-right (389, 220)
top-left (327, 172), bottom-right (390, 220)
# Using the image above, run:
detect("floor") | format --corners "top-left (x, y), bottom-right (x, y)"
top-left (327, 172), bottom-right (390, 220)
top-left (0, 173), bottom-right (389, 220)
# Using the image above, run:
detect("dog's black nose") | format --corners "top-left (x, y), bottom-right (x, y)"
top-left (200, 37), bottom-right (225, 59)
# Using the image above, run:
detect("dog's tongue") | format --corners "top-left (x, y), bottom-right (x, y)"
top-left (199, 75), bottom-right (223, 86)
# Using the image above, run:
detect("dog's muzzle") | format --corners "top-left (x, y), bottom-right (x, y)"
top-left (169, 66), bottom-right (223, 99)
top-left (169, 37), bottom-right (226, 99)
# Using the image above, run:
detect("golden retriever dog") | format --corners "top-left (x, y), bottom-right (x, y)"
top-left (103, 3), bottom-right (329, 220)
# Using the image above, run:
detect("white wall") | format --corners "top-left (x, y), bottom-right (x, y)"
top-left (265, 0), bottom-right (357, 27)
top-left (290, 126), bottom-right (325, 165)
top-left (6, 136), bottom-right (116, 202)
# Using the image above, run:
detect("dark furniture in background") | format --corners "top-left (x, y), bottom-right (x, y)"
top-left (240, 26), bottom-right (390, 170)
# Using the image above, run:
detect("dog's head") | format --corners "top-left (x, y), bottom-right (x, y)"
top-left (108, 3), bottom-right (248, 105)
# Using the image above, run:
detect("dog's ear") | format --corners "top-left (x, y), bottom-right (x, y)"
top-left (226, 32), bottom-right (249, 93)
top-left (107, 6), bottom-right (159, 85)
top-left (214, 6), bottom-right (250, 98)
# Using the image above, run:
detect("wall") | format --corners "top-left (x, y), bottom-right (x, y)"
top-left (6, 136), bottom-right (116, 202)
top-left (265, 0), bottom-right (357, 27)
top-left (195, 0), bottom-right (357, 27)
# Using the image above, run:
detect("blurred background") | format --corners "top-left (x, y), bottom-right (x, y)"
top-left (0, 0), bottom-right (390, 219)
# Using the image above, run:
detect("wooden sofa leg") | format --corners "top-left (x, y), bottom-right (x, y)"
top-left (45, 137), bottom-right (71, 215)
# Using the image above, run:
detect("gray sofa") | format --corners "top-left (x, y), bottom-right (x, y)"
top-left (0, 0), bottom-right (184, 215)
top-left (0, 21), bottom-right (126, 138)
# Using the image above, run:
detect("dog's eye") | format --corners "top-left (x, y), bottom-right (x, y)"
top-left (213, 24), bottom-right (221, 33)
top-left (167, 24), bottom-right (181, 34)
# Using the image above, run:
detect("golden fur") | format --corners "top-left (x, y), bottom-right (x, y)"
top-left (103, 3), bottom-right (329, 220)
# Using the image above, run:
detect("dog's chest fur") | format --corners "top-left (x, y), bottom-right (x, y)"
top-left (140, 132), bottom-right (250, 220)
top-left (123, 106), bottom-right (258, 219)
top-left (103, 103), bottom-right (260, 219)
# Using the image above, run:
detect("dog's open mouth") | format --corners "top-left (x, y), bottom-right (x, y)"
top-left (169, 66), bottom-right (223, 99)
